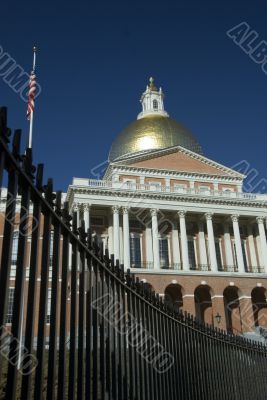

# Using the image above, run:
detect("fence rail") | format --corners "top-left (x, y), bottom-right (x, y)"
top-left (0, 107), bottom-right (267, 399)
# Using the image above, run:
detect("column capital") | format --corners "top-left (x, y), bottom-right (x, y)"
top-left (150, 208), bottom-right (158, 217)
top-left (122, 206), bottom-right (129, 214)
top-left (82, 203), bottom-right (91, 211)
top-left (256, 216), bottom-right (265, 224)
top-left (112, 205), bottom-right (120, 214)
top-left (205, 212), bottom-right (213, 221)
top-left (231, 214), bottom-right (239, 223)
top-left (73, 202), bottom-right (80, 212)
top-left (178, 210), bottom-right (186, 218)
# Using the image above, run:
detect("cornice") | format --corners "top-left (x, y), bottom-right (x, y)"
top-left (67, 186), bottom-right (267, 209)
top-left (109, 165), bottom-right (243, 183)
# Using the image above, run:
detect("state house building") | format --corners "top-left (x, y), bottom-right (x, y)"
top-left (2, 78), bottom-right (267, 338)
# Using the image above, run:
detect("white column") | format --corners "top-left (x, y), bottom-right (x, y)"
top-left (172, 221), bottom-right (181, 269)
top-left (112, 205), bottom-right (120, 262)
top-left (178, 211), bottom-right (189, 271)
top-left (83, 204), bottom-right (91, 232)
top-left (257, 217), bottom-right (267, 273)
top-left (73, 203), bottom-right (80, 226)
top-left (256, 233), bottom-right (261, 267)
top-left (198, 221), bottom-right (208, 268)
top-left (119, 225), bottom-right (124, 263)
top-left (108, 213), bottom-right (114, 256)
top-left (231, 215), bottom-right (245, 273)
top-left (247, 225), bottom-right (258, 269)
top-left (150, 209), bottom-right (160, 269)
top-left (145, 226), bottom-right (153, 268)
top-left (122, 207), bottom-right (130, 270)
top-left (205, 213), bottom-right (218, 272)
top-left (102, 236), bottom-right (107, 252)
top-left (223, 223), bottom-right (235, 270)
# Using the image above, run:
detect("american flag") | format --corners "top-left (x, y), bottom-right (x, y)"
top-left (27, 71), bottom-right (37, 120)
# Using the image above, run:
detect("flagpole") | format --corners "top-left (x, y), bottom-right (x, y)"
top-left (28, 46), bottom-right (37, 149)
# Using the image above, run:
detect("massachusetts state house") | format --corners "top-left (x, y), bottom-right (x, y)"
top-left (2, 78), bottom-right (267, 339)
top-left (67, 78), bottom-right (267, 337)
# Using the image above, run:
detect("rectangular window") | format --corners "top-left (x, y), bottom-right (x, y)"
top-left (188, 239), bottom-right (196, 270)
top-left (159, 238), bottom-right (169, 269)
top-left (233, 242), bottom-right (238, 268)
top-left (122, 179), bottom-right (136, 189)
top-left (130, 236), bottom-right (141, 268)
top-left (215, 241), bottom-right (223, 271)
top-left (149, 182), bottom-right (161, 191)
top-left (242, 240), bottom-right (248, 271)
top-left (6, 288), bottom-right (15, 324)
top-left (173, 184), bottom-right (187, 193)
top-left (198, 186), bottom-right (210, 194)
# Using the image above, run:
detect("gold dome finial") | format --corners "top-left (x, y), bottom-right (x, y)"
top-left (149, 77), bottom-right (157, 91)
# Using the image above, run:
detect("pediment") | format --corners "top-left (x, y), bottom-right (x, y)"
top-left (123, 147), bottom-right (242, 177)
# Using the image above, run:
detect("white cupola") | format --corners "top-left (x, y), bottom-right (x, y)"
top-left (137, 77), bottom-right (169, 120)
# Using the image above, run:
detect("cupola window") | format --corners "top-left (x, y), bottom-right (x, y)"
top-left (153, 99), bottom-right (158, 110)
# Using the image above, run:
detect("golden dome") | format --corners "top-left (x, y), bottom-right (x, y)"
top-left (109, 115), bottom-right (203, 162)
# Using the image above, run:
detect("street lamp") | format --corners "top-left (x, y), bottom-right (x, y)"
top-left (214, 312), bottom-right (222, 324)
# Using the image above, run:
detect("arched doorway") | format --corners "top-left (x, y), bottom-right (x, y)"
top-left (164, 284), bottom-right (183, 311)
top-left (223, 286), bottom-right (242, 333)
top-left (251, 287), bottom-right (267, 329)
top-left (194, 285), bottom-right (213, 324)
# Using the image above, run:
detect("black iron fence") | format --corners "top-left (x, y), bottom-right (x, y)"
top-left (0, 107), bottom-right (267, 399)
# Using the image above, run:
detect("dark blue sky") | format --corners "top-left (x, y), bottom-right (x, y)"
top-left (1, 1), bottom-right (267, 192)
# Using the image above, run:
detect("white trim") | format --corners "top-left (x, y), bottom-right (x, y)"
top-left (130, 269), bottom-right (267, 278)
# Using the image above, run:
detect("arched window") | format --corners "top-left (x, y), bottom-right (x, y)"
top-left (223, 286), bottom-right (241, 333)
top-left (153, 99), bottom-right (158, 110)
top-left (194, 285), bottom-right (213, 324)
top-left (165, 284), bottom-right (183, 311)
